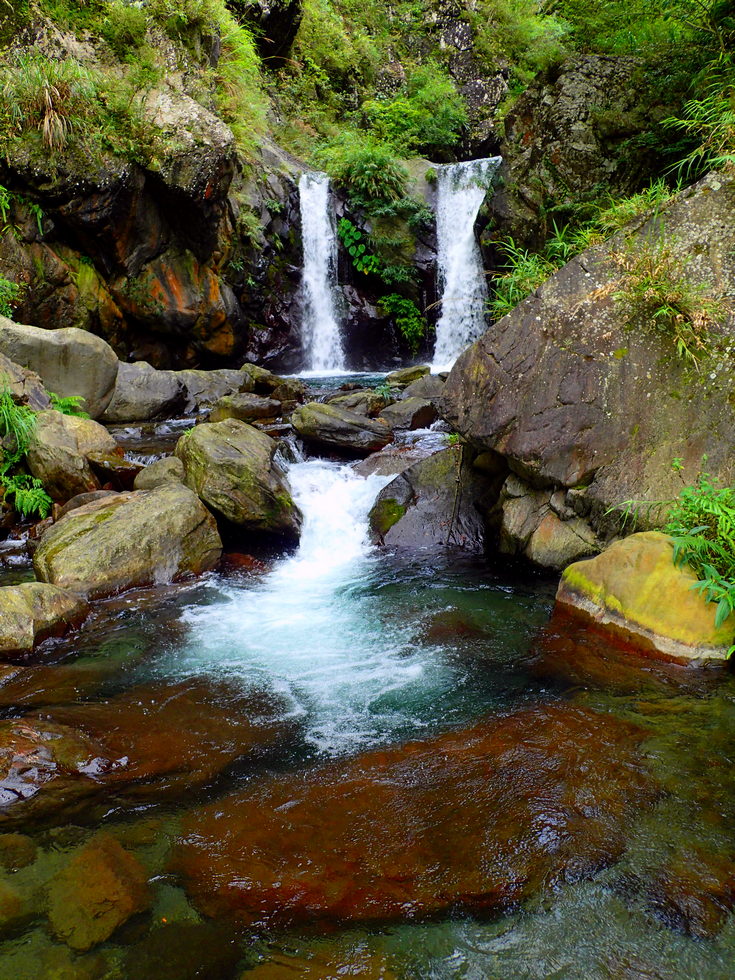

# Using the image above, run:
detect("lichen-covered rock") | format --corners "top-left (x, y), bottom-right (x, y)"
top-left (208, 392), bottom-right (281, 423)
top-left (292, 403), bottom-right (392, 456)
top-left (133, 456), bottom-right (185, 490)
top-left (556, 531), bottom-right (735, 663)
top-left (369, 445), bottom-right (494, 552)
top-left (0, 583), bottom-right (89, 656)
top-left (385, 364), bottom-right (430, 387)
top-left (100, 361), bottom-right (185, 422)
top-left (0, 319), bottom-right (118, 418)
top-left (441, 173), bottom-right (735, 533)
top-left (26, 410), bottom-right (119, 501)
top-left (33, 484), bottom-right (222, 598)
top-left (48, 834), bottom-right (151, 951)
top-left (326, 388), bottom-right (391, 418)
top-left (175, 419), bottom-right (301, 540)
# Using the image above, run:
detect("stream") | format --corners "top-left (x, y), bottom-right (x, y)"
top-left (1, 381), bottom-right (735, 978)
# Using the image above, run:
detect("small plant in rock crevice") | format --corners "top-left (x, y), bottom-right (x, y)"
top-left (0, 386), bottom-right (52, 519)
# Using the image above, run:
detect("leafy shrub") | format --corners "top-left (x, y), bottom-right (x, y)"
top-left (101, 1), bottom-right (149, 57)
top-left (665, 470), bottom-right (735, 634)
top-left (378, 293), bottom-right (427, 351)
top-left (337, 219), bottom-right (381, 274)
top-left (0, 278), bottom-right (19, 319)
top-left (319, 134), bottom-right (408, 207)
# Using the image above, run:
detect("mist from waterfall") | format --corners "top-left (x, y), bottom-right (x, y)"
top-left (299, 172), bottom-right (346, 372)
top-left (431, 157), bottom-right (502, 371)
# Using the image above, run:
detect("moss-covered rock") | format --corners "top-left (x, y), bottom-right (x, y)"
top-left (175, 418), bottom-right (301, 540)
top-left (26, 410), bottom-right (119, 502)
top-left (208, 392), bottom-right (282, 423)
top-left (292, 403), bottom-right (392, 456)
top-left (556, 531), bottom-right (735, 663)
top-left (33, 484), bottom-right (222, 598)
top-left (0, 583), bottom-right (89, 656)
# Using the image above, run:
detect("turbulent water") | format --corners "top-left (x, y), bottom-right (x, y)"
top-left (431, 157), bottom-right (502, 371)
top-left (299, 172), bottom-right (345, 372)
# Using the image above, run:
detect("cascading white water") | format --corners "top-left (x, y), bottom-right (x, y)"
top-left (299, 172), bottom-right (346, 373)
top-left (431, 157), bottom-right (502, 372)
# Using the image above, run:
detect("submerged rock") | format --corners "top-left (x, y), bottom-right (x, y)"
top-left (175, 418), bottom-right (302, 541)
top-left (33, 484), bottom-right (222, 598)
top-left (124, 921), bottom-right (242, 980)
top-left (173, 704), bottom-right (656, 927)
top-left (556, 531), bottom-right (735, 663)
top-left (646, 846), bottom-right (735, 939)
top-left (368, 445), bottom-right (494, 552)
top-left (0, 582), bottom-right (89, 656)
top-left (292, 403), bottom-right (392, 456)
top-left (0, 319), bottom-right (118, 418)
top-left (26, 409), bottom-right (119, 501)
top-left (100, 361), bottom-right (185, 422)
top-left (48, 833), bottom-right (151, 951)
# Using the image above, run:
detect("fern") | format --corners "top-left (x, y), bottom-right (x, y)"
top-left (49, 391), bottom-right (89, 417)
top-left (2, 473), bottom-right (51, 519)
top-left (0, 382), bottom-right (53, 519)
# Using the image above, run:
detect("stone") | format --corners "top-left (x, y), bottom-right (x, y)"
top-left (402, 374), bottom-right (445, 401)
top-left (33, 484), bottom-right (222, 599)
top-left (175, 419), bottom-right (302, 540)
top-left (55, 490), bottom-right (117, 519)
top-left (292, 403), bottom-right (392, 456)
top-left (441, 173), bottom-right (735, 536)
top-left (378, 397), bottom-right (438, 431)
top-left (124, 921), bottom-right (242, 980)
top-left (208, 392), bottom-right (282, 423)
top-left (0, 582), bottom-right (89, 655)
top-left (0, 319), bottom-right (118, 418)
top-left (384, 364), bottom-right (430, 386)
top-left (26, 409), bottom-right (119, 501)
top-left (100, 361), bottom-right (185, 422)
top-left (244, 950), bottom-right (398, 979)
top-left (48, 833), bottom-right (151, 951)
top-left (173, 704), bottom-right (656, 927)
top-left (556, 531), bottom-right (735, 663)
top-left (0, 351), bottom-right (51, 410)
top-left (176, 369), bottom-right (248, 413)
top-left (0, 832), bottom-right (37, 870)
top-left (647, 846), bottom-right (735, 939)
top-left (526, 511), bottom-right (600, 568)
top-left (369, 445), bottom-right (494, 552)
top-left (326, 389), bottom-right (391, 418)
top-left (86, 450), bottom-right (141, 490)
top-left (133, 456), bottom-right (185, 490)
top-left (0, 880), bottom-right (31, 935)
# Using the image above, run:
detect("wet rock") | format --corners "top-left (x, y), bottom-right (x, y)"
top-left (209, 392), bottom-right (282, 423)
top-left (173, 704), bottom-right (656, 927)
top-left (292, 403), bottom-right (392, 456)
top-left (244, 949), bottom-right (397, 979)
top-left (0, 879), bottom-right (32, 935)
top-left (26, 410), bottom-right (119, 501)
top-left (0, 319), bottom-right (118, 418)
top-left (647, 846), bottom-right (735, 939)
top-left (385, 365), bottom-right (430, 387)
top-left (86, 451), bottom-right (141, 490)
top-left (100, 361), bottom-right (185, 423)
top-left (48, 833), bottom-right (151, 951)
top-left (124, 921), bottom-right (242, 980)
top-left (0, 351), bottom-right (51, 411)
top-left (368, 445), bottom-right (493, 552)
top-left (0, 583), bottom-right (89, 655)
top-left (33, 484), bottom-right (222, 599)
top-left (0, 832), bottom-right (37, 870)
top-left (133, 456), bottom-right (185, 490)
top-left (441, 173), bottom-right (735, 533)
top-left (44, 677), bottom-right (292, 798)
top-left (379, 397), bottom-right (437, 431)
top-left (0, 662), bottom-right (108, 709)
top-left (556, 532), bottom-right (735, 663)
top-left (177, 369), bottom-right (247, 413)
top-left (176, 419), bottom-right (302, 541)
top-left (239, 0), bottom-right (303, 58)
top-left (402, 374), bottom-right (445, 401)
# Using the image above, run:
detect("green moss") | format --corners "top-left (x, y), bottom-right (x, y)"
top-left (369, 498), bottom-right (407, 536)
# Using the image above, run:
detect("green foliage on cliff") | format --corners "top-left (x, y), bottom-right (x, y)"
top-left (378, 294), bottom-right (428, 351)
top-left (0, 277), bottom-right (19, 319)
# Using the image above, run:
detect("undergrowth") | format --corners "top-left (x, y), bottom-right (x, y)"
top-left (0, 387), bottom-right (52, 519)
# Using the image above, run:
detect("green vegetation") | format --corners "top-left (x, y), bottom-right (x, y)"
top-left (378, 294), bottom-right (428, 352)
top-left (49, 393), bottom-right (89, 418)
top-left (0, 387), bottom-right (52, 519)
top-left (665, 469), bottom-right (735, 635)
top-left (337, 218), bottom-right (381, 275)
top-left (0, 277), bottom-right (19, 319)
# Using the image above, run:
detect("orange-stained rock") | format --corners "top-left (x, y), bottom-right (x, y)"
top-left (173, 703), bottom-right (657, 927)
top-left (647, 846), bottom-right (735, 939)
top-left (0, 832), bottom-right (37, 870)
top-left (48, 833), bottom-right (151, 950)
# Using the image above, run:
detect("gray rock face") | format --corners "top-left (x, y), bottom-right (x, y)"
top-left (368, 445), bottom-right (494, 552)
top-left (27, 410), bottom-right (119, 501)
top-left (379, 397), bottom-right (438, 431)
top-left (0, 319), bottom-right (118, 418)
top-left (292, 403), bottom-right (392, 456)
top-left (176, 369), bottom-right (247, 413)
top-left (402, 374), bottom-right (445, 401)
top-left (0, 583), bottom-right (89, 655)
top-left (441, 173), bottom-right (735, 536)
top-left (208, 392), bottom-right (281, 423)
top-left (33, 484), bottom-right (222, 598)
top-left (175, 419), bottom-right (302, 541)
top-left (101, 361), bottom-right (185, 422)
top-left (133, 456), bottom-right (185, 491)
top-left (0, 352), bottom-right (51, 410)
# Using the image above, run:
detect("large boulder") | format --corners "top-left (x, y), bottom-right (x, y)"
top-left (133, 456), bottom-right (185, 490)
top-left (172, 703), bottom-right (656, 927)
top-left (441, 173), bottom-right (735, 536)
top-left (0, 583), bottom-right (88, 656)
top-left (292, 403), bottom-right (392, 456)
top-left (0, 319), bottom-right (118, 418)
top-left (326, 389), bottom-right (391, 418)
top-left (555, 531), bottom-right (735, 664)
top-left (175, 419), bottom-right (301, 540)
top-left (33, 484), bottom-right (222, 598)
top-left (26, 410), bottom-right (119, 501)
top-left (176, 369), bottom-right (247, 413)
top-left (100, 361), bottom-right (185, 422)
top-left (0, 352), bottom-right (51, 410)
top-left (368, 445), bottom-right (495, 552)
top-left (208, 392), bottom-right (281, 423)
top-left (379, 396), bottom-right (437, 431)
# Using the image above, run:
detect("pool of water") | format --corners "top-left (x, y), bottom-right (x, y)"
top-left (1, 455), bottom-right (735, 978)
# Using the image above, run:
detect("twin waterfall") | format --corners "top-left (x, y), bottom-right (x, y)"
top-left (298, 158), bottom-right (501, 373)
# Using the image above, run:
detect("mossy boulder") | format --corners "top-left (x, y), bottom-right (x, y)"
top-left (208, 392), bottom-right (282, 423)
top-left (292, 403), bottom-right (392, 456)
top-left (33, 484), bottom-right (222, 598)
top-left (133, 456), bottom-right (185, 490)
top-left (27, 410), bottom-right (119, 501)
top-left (556, 531), bottom-right (735, 663)
top-left (385, 365), bottom-right (430, 387)
top-left (0, 583), bottom-right (89, 656)
top-left (175, 418), bottom-right (301, 541)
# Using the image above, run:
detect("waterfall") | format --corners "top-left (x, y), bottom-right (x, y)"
top-left (431, 157), bottom-right (502, 371)
top-left (299, 172), bottom-right (346, 373)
